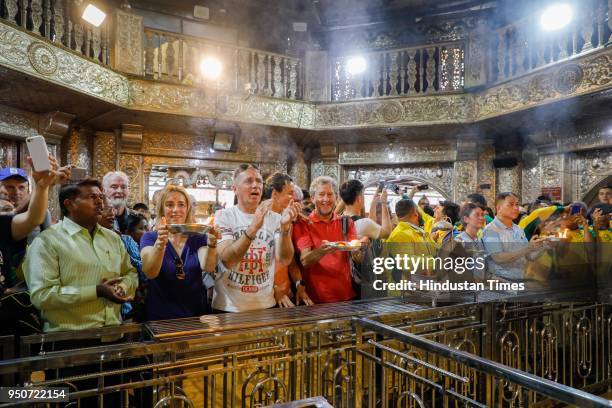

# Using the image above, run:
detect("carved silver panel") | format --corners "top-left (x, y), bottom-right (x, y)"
top-left (344, 164), bottom-right (453, 199)
top-left (540, 154), bottom-right (564, 189)
top-left (568, 149), bottom-right (612, 201)
top-left (477, 145), bottom-right (495, 207)
top-left (338, 143), bottom-right (455, 165)
top-left (522, 164), bottom-right (541, 204)
top-left (0, 104), bottom-right (39, 138)
top-left (497, 166), bottom-right (523, 201)
top-left (453, 160), bottom-right (478, 202)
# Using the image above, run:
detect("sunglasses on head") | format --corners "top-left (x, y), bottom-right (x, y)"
top-left (174, 256), bottom-right (185, 280)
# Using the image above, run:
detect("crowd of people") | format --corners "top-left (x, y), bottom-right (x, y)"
top-left (0, 155), bottom-right (610, 336)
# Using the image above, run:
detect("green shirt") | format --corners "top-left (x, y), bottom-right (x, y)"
top-left (24, 217), bottom-right (138, 333)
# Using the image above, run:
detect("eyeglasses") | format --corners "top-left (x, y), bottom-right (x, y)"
top-left (174, 256), bottom-right (185, 280)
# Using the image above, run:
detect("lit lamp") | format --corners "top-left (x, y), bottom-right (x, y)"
top-left (82, 4), bottom-right (106, 27)
top-left (346, 56), bottom-right (366, 75)
top-left (200, 57), bottom-right (223, 80)
top-left (540, 3), bottom-right (572, 31)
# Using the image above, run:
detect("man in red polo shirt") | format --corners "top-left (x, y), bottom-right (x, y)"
top-left (292, 176), bottom-right (358, 303)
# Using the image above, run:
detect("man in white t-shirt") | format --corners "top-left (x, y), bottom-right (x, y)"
top-left (339, 179), bottom-right (392, 239)
top-left (213, 164), bottom-right (298, 312)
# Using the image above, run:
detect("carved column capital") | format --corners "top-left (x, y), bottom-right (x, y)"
top-left (456, 139), bottom-right (479, 161)
top-left (120, 123), bottom-right (143, 152)
top-left (38, 111), bottom-right (75, 144)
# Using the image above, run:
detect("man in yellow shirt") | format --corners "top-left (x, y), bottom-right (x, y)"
top-left (386, 199), bottom-right (437, 284)
top-left (24, 179), bottom-right (137, 333)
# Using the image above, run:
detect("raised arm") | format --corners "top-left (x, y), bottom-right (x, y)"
top-left (11, 156), bottom-right (69, 240)
top-left (219, 201), bottom-right (271, 269)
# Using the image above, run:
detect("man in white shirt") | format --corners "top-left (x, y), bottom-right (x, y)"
top-left (213, 164), bottom-right (298, 312)
top-left (339, 179), bottom-right (391, 239)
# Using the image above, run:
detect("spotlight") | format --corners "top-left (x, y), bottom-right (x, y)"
top-left (200, 57), bottom-right (222, 80)
top-left (388, 152), bottom-right (395, 159)
top-left (540, 3), bottom-right (572, 31)
top-left (82, 4), bottom-right (106, 27)
top-left (346, 56), bottom-right (366, 75)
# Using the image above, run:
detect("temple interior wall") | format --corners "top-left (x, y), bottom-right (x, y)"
top-left (1, 103), bottom-right (610, 218)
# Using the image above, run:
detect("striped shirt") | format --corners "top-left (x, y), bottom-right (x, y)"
top-left (23, 217), bottom-right (138, 333)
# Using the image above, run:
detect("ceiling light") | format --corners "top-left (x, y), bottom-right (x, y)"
top-left (388, 152), bottom-right (395, 159)
top-left (540, 3), bottom-right (573, 31)
top-left (82, 4), bottom-right (106, 27)
top-left (200, 57), bottom-right (222, 80)
top-left (346, 56), bottom-right (366, 75)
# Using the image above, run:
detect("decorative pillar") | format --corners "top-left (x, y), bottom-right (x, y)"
top-left (119, 153), bottom-right (144, 205)
top-left (112, 8), bottom-right (144, 75)
top-left (118, 124), bottom-right (144, 205)
top-left (93, 131), bottom-right (117, 180)
top-left (62, 126), bottom-right (93, 174)
top-left (539, 153), bottom-right (565, 202)
top-left (289, 148), bottom-right (308, 189)
top-left (453, 139), bottom-right (478, 202)
top-left (311, 139), bottom-right (341, 184)
top-left (477, 142), bottom-right (496, 207)
top-left (496, 165), bottom-right (523, 201)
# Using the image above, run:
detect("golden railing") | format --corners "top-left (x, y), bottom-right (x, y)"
top-left (0, 300), bottom-right (610, 407)
top-left (143, 27), bottom-right (303, 100)
top-left (329, 41), bottom-right (465, 101)
top-left (0, 0), bottom-right (111, 65)
top-left (489, 0), bottom-right (612, 84)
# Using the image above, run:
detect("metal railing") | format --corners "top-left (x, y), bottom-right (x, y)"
top-left (0, 301), bottom-right (609, 407)
top-left (489, 0), bottom-right (612, 84)
top-left (354, 316), bottom-right (612, 407)
top-left (330, 41), bottom-right (465, 101)
top-left (0, 0), bottom-right (111, 65)
top-left (143, 27), bottom-right (303, 100)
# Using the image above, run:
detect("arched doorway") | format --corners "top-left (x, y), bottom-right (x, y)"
top-left (343, 165), bottom-right (453, 212)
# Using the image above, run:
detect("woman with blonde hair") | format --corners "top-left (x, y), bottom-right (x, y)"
top-left (141, 185), bottom-right (219, 320)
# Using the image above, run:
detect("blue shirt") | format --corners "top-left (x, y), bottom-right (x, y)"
top-left (482, 217), bottom-right (528, 281)
top-left (140, 232), bottom-right (210, 320)
top-left (120, 234), bottom-right (144, 318)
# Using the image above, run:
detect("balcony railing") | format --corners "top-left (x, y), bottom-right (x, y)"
top-left (0, 0), bottom-right (111, 65)
top-left (330, 41), bottom-right (465, 101)
top-left (2, 0), bottom-right (611, 105)
top-left (489, 0), bottom-right (611, 84)
top-left (143, 28), bottom-right (303, 100)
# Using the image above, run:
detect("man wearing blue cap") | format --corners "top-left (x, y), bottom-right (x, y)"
top-left (0, 157), bottom-right (67, 296)
top-left (0, 167), bottom-right (52, 243)
top-left (0, 168), bottom-right (29, 209)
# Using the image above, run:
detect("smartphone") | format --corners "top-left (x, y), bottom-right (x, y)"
top-left (417, 184), bottom-right (429, 191)
top-left (570, 204), bottom-right (581, 215)
top-left (70, 167), bottom-right (87, 180)
top-left (376, 181), bottom-right (385, 194)
top-left (25, 136), bottom-right (51, 171)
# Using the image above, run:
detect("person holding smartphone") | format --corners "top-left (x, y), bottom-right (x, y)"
top-left (0, 156), bottom-right (67, 297)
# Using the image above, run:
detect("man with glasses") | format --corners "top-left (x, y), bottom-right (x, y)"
top-left (24, 179), bottom-right (138, 333)
top-left (214, 164), bottom-right (299, 312)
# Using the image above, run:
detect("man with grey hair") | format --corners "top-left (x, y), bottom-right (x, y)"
top-left (292, 176), bottom-right (360, 304)
top-left (102, 171), bottom-right (134, 233)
